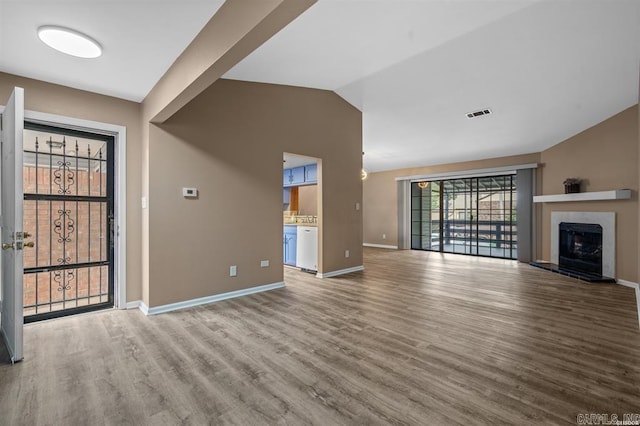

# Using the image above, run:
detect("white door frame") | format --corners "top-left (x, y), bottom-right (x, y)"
top-left (0, 106), bottom-right (128, 309)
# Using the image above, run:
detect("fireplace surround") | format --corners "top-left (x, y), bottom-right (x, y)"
top-left (530, 211), bottom-right (615, 282)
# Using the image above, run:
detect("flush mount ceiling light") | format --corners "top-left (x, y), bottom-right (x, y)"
top-left (37, 26), bottom-right (102, 58)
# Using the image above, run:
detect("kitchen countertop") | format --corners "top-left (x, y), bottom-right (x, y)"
top-left (283, 223), bottom-right (317, 227)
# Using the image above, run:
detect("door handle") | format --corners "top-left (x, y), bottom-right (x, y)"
top-left (2, 243), bottom-right (14, 250)
top-left (23, 232), bottom-right (32, 239)
top-left (23, 242), bottom-right (35, 248)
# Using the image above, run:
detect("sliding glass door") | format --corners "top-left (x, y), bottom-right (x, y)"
top-left (411, 175), bottom-right (517, 259)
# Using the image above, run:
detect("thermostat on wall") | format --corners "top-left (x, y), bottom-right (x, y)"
top-left (182, 187), bottom-right (198, 198)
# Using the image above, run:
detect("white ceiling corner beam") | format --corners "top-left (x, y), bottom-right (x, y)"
top-left (142, 0), bottom-right (316, 124)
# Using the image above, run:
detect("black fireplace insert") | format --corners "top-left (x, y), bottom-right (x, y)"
top-left (558, 222), bottom-right (603, 275)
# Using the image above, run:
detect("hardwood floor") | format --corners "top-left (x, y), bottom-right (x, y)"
top-left (1, 248), bottom-right (639, 425)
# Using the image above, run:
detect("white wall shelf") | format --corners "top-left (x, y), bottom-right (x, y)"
top-left (533, 189), bottom-right (631, 203)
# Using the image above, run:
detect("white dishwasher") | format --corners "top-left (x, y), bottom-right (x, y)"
top-left (296, 226), bottom-right (318, 271)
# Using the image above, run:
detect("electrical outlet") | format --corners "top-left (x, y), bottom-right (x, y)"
top-left (345, 250), bottom-right (350, 258)
top-left (230, 265), bottom-right (237, 277)
top-left (382, 233), bottom-right (386, 239)
top-left (355, 202), bottom-right (360, 211)
top-left (260, 260), bottom-right (269, 268)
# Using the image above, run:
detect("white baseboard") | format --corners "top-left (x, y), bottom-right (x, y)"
top-left (125, 301), bottom-right (141, 310)
top-left (140, 282), bottom-right (285, 316)
top-left (363, 243), bottom-right (398, 250)
top-left (139, 301), bottom-right (149, 316)
top-left (316, 265), bottom-right (364, 279)
top-left (617, 280), bottom-right (640, 329)
top-left (616, 279), bottom-right (639, 289)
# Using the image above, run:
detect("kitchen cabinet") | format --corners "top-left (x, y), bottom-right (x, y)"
top-left (304, 164), bottom-right (317, 184)
top-left (283, 166), bottom-right (305, 187)
top-left (283, 188), bottom-right (290, 204)
top-left (283, 226), bottom-right (297, 266)
top-left (283, 164), bottom-right (317, 187)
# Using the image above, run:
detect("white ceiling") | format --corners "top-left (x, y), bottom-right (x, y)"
top-left (225, 0), bottom-right (640, 172)
top-left (1, 1), bottom-right (638, 173)
top-left (0, 0), bottom-right (224, 102)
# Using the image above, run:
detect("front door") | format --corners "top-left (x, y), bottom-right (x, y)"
top-left (22, 122), bottom-right (115, 322)
top-left (1, 87), bottom-right (25, 362)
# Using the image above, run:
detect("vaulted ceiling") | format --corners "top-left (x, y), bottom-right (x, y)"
top-left (224, 0), bottom-right (640, 172)
top-left (2, 0), bottom-right (639, 172)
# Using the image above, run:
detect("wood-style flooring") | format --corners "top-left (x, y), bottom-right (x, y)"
top-left (1, 248), bottom-right (639, 425)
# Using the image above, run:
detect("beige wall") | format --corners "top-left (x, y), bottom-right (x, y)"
top-left (0, 72), bottom-right (143, 302)
top-left (363, 153), bottom-right (540, 247)
top-left (540, 105), bottom-right (638, 282)
top-left (139, 0), bottom-right (316, 306)
top-left (147, 79), bottom-right (362, 307)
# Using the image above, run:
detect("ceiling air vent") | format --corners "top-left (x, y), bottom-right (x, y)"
top-left (466, 108), bottom-right (492, 119)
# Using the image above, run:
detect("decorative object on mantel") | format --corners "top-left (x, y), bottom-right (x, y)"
top-left (563, 178), bottom-right (581, 194)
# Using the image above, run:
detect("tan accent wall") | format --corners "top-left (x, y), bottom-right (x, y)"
top-left (363, 153), bottom-right (540, 247)
top-left (540, 105), bottom-right (638, 282)
top-left (0, 72), bottom-right (143, 302)
top-left (139, 0), bottom-right (316, 306)
top-left (147, 79), bottom-right (362, 307)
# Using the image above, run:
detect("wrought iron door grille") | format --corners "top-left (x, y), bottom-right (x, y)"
top-left (23, 123), bottom-right (115, 322)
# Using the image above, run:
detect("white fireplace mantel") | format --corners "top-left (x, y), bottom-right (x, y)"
top-left (533, 189), bottom-right (631, 203)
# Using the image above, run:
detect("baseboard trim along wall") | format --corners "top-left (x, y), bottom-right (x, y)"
top-left (125, 301), bottom-right (141, 310)
top-left (316, 265), bottom-right (364, 279)
top-left (363, 243), bottom-right (398, 250)
top-left (138, 282), bottom-right (286, 316)
top-left (617, 280), bottom-right (640, 329)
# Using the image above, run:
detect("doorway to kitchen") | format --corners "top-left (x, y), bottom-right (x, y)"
top-left (22, 122), bottom-right (115, 322)
top-left (283, 153), bottom-right (319, 273)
